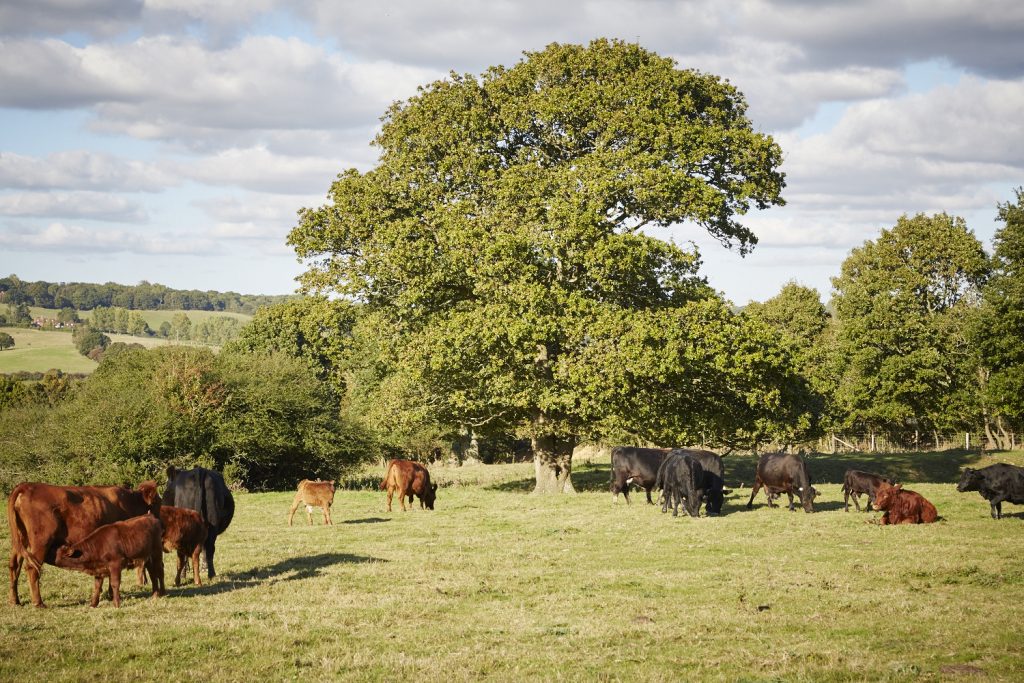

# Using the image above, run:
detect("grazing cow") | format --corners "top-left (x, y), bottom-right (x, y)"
top-left (957, 464), bottom-right (1024, 519)
top-left (54, 514), bottom-right (165, 608)
top-left (136, 506), bottom-right (208, 587)
top-left (609, 446), bottom-right (671, 504)
top-left (288, 479), bottom-right (336, 526)
top-left (683, 449), bottom-right (726, 515)
top-left (746, 453), bottom-right (817, 513)
top-left (842, 470), bottom-right (893, 512)
top-left (655, 451), bottom-right (705, 518)
top-left (381, 460), bottom-right (437, 511)
top-left (163, 466), bottom-right (234, 579)
top-left (873, 481), bottom-right (938, 525)
top-left (7, 481), bottom-right (160, 607)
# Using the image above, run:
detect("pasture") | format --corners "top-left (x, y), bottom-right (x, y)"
top-left (3, 451), bottom-right (1024, 682)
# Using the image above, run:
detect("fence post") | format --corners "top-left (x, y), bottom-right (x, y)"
top-left (965, 432), bottom-right (970, 450)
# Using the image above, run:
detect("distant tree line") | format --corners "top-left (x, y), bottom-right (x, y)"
top-left (0, 276), bottom-right (298, 314)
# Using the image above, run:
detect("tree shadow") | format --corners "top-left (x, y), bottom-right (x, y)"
top-left (342, 517), bottom-right (391, 525)
top-left (164, 552), bottom-right (385, 598)
top-left (724, 449), bottom-right (984, 486)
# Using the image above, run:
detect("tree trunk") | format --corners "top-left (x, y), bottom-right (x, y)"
top-left (532, 432), bottom-right (577, 494)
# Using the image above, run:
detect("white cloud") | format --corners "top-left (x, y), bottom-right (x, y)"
top-left (0, 0), bottom-right (143, 39)
top-left (180, 146), bottom-right (347, 194)
top-left (0, 151), bottom-right (175, 192)
top-left (0, 222), bottom-right (218, 255)
top-left (0, 191), bottom-right (147, 222)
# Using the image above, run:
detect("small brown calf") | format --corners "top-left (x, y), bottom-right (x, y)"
top-left (288, 479), bottom-right (336, 526)
top-left (136, 506), bottom-right (208, 587)
top-left (55, 514), bottom-right (165, 607)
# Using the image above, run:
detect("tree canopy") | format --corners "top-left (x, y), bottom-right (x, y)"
top-left (289, 39), bottom-right (786, 491)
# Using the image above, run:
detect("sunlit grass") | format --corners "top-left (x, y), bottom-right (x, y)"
top-left (3, 453), bottom-right (1023, 681)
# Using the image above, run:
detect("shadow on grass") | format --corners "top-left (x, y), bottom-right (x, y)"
top-left (342, 517), bottom-right (390, 525)
top-left (167, 552), bottom-right (386, 598)
top-left (724, 449), bottom-right (984, 486)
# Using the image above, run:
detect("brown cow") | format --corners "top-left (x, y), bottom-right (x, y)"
top-left (54, 514), bottom-right (165, 608)
top-left (288, 479), bottom-right (336, 526)
top-left (135, 506), bottom-right (208, 587)
top-left (381, 460), bottom-right (437, 511)
top-left (8, 481), bottom-right (161, 607)
top-left (873, 481), bottom-right (938, 525)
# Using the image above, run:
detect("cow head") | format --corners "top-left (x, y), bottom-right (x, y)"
top-left (957, 468), bottom-right (981, 493)
top-left (424, 483), bottom-right (438, 510)
top-left (136, 480), bottom-right (162, 515)
top-left (54, 545), bottom-right (87, 569)
top-left (873, 481), bottom-right (899, 511)
top-left (798, 485), bottom-right (817, 513)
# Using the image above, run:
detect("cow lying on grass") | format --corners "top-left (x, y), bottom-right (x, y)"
top-left (135, 506), bottom-right (207, 587)
top-left (873, 481), bottom-right (938, 525)
top-left (288, 479), bottom-right (336, 526)
top-left (55, 514), bottom-right (165, 608)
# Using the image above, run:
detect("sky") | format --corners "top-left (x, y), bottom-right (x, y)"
top-left (1, 1), bottom-right (1022, 305)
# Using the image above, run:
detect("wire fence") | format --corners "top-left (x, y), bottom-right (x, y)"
top-left (797, 432), bottom-right (1018, 454)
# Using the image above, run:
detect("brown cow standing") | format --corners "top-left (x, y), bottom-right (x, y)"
top-left (873, 481), bottom-right (938, 525)
top-left (288, 479), bottom-right (336, 526)
top-left (7, 481), bottom-right (161, 607)
top-left (381, 460), bottom-right (437, 511)
top-left (136, 506), bottom-right (208, 587)
top-left (54, 514), bottom-right (165, 608)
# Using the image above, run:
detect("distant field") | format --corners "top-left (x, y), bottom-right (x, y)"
top-left (28, 306), bottom-right (252, 328)
top-left (0, 327), bottom-right (212, 375)
top-left (3, 451), bottom-right (1023, 681)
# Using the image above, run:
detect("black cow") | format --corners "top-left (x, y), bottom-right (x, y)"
top-left (655, 451), bottom-right (704, 518)
top-left (667, 449), bottom-right (725, 515)
top-left (163, 466), bottom-right (234, 578)
top-left (610, 446), bottom-right (671, 504)
top-left (957, 463), bottom-right (1024, 519)
top-left (841, 469), bottom-right (892, 512)
top-left (746, 453), bottom-right (817, 513)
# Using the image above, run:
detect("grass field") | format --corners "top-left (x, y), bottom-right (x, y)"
top-left (0, 326), bottom-right (214, 375)
top-left (3, 451), bottom-right (1023, 681)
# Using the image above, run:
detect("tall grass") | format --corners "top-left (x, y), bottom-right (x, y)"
top-left (3, 452), bottom-right (1023, 681)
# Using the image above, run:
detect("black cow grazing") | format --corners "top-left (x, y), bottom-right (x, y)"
top-left (957, 463), bottom-right (1024, 519)
top-left (163, 466), bottom-right (234, 578)
top-left (610, 446), bottom-right (671, 504)
top-left (841, 470), bottom-right (892, 512)
top-left (667, 449), bottom-right (725, 515)
top-left (746, 453), bottom-right (817, 513)
top-left (655, 451), bottom-right (705, 518)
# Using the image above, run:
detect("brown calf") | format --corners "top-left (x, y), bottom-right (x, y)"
top-left (381, 460), bottom-right (437, 511)
top-left (288, 479), bottom-right (336, 526)
top-left (54, 514), bottom-right (165, 608)
top-left (873, 481), bottom-right (938, 525)
top-left (136, 506), bottom-right (208, 587)
top-left (7, 481), bottom-right (161, 607)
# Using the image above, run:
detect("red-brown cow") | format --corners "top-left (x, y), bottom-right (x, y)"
top-left (381, 460), bottom-right (437, 511)
top-left (7, 481), bottom-right (161, 607)
top-left (288, 479), bottom-right (336, 526)
top-left (54, 514), bottom-right (165, 608)
top-left (136, 506), bottom-right (208, 587)
top-left (873, 481), bottom-right (938, 525)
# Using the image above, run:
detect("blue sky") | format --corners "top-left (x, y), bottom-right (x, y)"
top-left (1, 1), bottom-right (1022, 304)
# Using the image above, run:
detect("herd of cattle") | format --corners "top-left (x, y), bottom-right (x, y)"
top-left (610, 446), bottom-right (1024, 523)
top-left (6, 452), bottom-right (1024, 608)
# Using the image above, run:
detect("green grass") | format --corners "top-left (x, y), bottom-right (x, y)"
top-left (3, 452), bottom-right (1023, 681)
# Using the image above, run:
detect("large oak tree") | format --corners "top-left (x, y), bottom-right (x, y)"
top-left (289, 39), bottom-right (785, 492)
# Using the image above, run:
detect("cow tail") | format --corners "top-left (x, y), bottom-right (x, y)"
top-left (7, 485), bottom-right (42, 572)
top-left (380, 460), bottom-right (395, 490)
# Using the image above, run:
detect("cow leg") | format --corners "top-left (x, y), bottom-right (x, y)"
top-left (306, 506), bottom-right (313, 525)
top-left (90, 576), bottom-right (103, 608)
top-left (992, 501), bottom-right (1001, 519)
top-left (386, 489), bottom-right (393, 512)
top-left (324, 505), bottom-right (333, 525)
top-left (746, 479), bottom-right (763, 509)
top-left (204, 536), bottom-right (217, 579)
top-left (110, 565), bottom-right (122, 608)
top-left (645, 485), bottom-right (654, 505)
top-left (26, 562), bottom-right (44, 608)
top-left (8, 552), bottom-right (23, 606)
top-left (136, 561), bottom-right (147, 586)
top-left (149, 553), bottom-right (165, 598)
top-left (852, 492), bottom-right (862, 512)
top-left (786, 492), bottom-right (795, 511)
top-left (174, 552), bottom-right (185, 586)
top-left (287, 494), bottom-right (301, 526)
